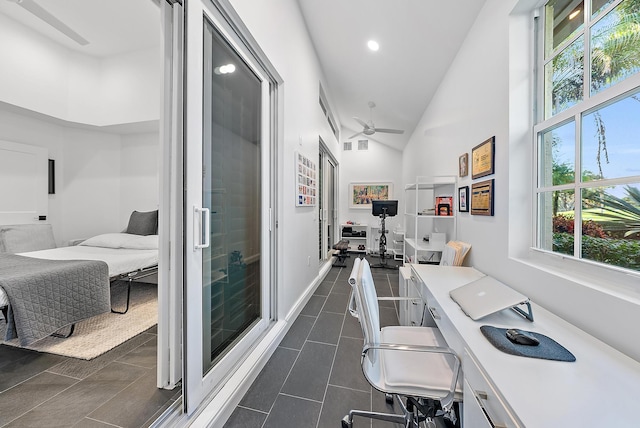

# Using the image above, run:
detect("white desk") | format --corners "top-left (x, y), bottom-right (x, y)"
top-left (409, 264), bottom-right (640, 427)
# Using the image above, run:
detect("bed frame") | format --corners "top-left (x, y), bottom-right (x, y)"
top-left (110, 265), bottom-right (159, 314)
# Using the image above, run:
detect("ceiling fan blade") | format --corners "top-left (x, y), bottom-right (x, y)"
top-left (353, 117), bottom-right (368, 128)
top-left (348, 131), bottom-right (364, 139)
top-left (17, 0), bottom-right (89, 46)
top-left (374, 128), bottom-right (405, 134)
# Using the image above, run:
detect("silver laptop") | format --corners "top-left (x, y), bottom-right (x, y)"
top-left (449, 276), bottom-right (529, 321)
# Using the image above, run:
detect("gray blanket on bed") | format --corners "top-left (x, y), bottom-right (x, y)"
top-left (0, 253), bottom-right (110, 346)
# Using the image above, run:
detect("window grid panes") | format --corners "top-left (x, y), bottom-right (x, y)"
top-left (536, 0), bottom-right (640, 273)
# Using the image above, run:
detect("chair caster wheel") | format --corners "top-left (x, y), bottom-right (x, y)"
top-left (385, 393), bottom-right (394, 404)
top-left (341, 415), bottom-right (352, 428)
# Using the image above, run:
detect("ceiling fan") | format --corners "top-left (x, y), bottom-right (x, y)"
top-left (7, 0), bottom-right (89, 45)
top-left (349, 101), bottom-right (405, 139)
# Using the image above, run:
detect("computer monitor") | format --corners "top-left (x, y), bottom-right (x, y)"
top-left (372, 200), bottom-right (398, 217)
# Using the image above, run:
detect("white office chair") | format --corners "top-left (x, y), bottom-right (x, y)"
top-left (343, 257), bottom-right (462, 428)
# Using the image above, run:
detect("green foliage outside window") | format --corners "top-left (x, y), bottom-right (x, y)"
top-left (539, 0), bottom-right (640, 272)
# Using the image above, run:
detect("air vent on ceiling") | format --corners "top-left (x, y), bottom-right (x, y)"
top-left (343, 142), bottom-right (352, 151)
top-left (358, 140), bottom-right (369, 150)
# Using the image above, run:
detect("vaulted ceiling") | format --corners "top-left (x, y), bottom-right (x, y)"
top-left (0, 0), bottom-right (159, 58)
top-left (297, 0), bottom-right (486, 150)
top-left (0, 0), bottom-right (486, 150)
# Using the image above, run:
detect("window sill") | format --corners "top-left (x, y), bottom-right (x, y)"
top-left (511, 248), bottom-right (640, 305)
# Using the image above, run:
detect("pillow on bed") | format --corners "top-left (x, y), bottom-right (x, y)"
top-left (78, 233), bottom-right (159, 250)
top-left (126, 210), bottom-right (158, 236)
top-left (79, 233), bottom-right (139, 249)
top-left (121, 234), bottom-right (159, 250)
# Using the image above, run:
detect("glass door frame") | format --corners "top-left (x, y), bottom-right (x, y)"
top-left (183, 0), bottom-right (280, 415)
top-left (319, 138), bottom-right (339, 262)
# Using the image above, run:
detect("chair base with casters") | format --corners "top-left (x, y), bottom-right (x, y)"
top-left (342, 395), bottom-right (456, 428)
top-left (343, 257), bottom-right (462, 428)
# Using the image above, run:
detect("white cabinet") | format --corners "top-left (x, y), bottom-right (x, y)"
top-left (398, 267), bottom-right (430, 327)
top-left (398, 267), bottom-right (410, 325)
top-left (403, 176), bottom-right (456, 264)
top-left (340, 223), bottom-right (368, 253)
top-left (463, 350), bottom-right (520, 427)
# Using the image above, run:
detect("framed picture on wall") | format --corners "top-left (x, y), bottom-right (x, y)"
top-left (470, 179), bottom-right (494, 216)
top-left (458, 186), bottom-right (469, 212)
top-left (349, 182), bottom-right (393, 209)
top-left (471, 136), bottom-right (495, 179)
top-left (459, 153), bottom-right (468, 177)
top-left (295, 152), bottom-right (317, 207)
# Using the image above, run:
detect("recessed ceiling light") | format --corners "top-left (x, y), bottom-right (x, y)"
top-left (569, 9), bottom-right (581, 19)
top-left (214, 63), bottom-right (236, 75)
top-left (367, 40), bottom-right (379, 52)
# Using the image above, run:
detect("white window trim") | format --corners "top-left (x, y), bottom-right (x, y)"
top-left (508, 0), bottom-right (640, 302)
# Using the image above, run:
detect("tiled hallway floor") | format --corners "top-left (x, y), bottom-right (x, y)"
top-left (224, 255), bottom-right (408, 428)
top-left (0, 283), bottom-right (180, 428)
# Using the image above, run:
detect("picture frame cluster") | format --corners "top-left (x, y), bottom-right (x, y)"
top-left (459, 136), bottom-right (495, 216)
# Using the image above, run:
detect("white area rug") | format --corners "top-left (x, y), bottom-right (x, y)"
top-left (1, 282), bottom-right (157, 360)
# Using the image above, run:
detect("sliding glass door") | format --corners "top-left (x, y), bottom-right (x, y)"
top-left (183, 0), bottom-right (275, 414)
top-left (318, 140), bottom-right (338, 261)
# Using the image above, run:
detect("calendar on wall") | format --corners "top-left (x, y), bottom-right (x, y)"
top-left (295, 151), bottom-right (316, 207)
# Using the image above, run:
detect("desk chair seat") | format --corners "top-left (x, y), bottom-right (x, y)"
top-left (343, 257), bottom-right (462, 428)
top-left (378, 327), bottom-right (463, 402)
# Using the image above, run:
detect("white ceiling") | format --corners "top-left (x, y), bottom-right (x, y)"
top-left (297, 0), bottom-right (486, 150)
top-left (0, 0), bottom-right (485, 151)
top-left (0, 0), bottom-right (160, 57)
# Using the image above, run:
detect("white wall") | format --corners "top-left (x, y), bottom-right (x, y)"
top-left (0, 13), bottom-right (160, 127)
top-left (0, 7), bottom-right (161, 245)
top-left (229, 0), bottom-right (341, 319)
top-left (339, 132), bottom-right (404, 234)
top-left (119, 132), bottom-right (160, 227)
top-left (402, 0), bottom-right (640, 361)
top-left (0, 108), bottom-right (159, 246)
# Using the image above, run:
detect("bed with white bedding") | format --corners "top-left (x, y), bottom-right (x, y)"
top-left (0, 233), bottom-right (159, 307)
top-left (22, 233), bottom-right (159, 276)
top-left (0, 233), bottom-right (159, 343)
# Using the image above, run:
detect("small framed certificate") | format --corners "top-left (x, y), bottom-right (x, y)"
top-left (471, 136), bottom-right (495, 179)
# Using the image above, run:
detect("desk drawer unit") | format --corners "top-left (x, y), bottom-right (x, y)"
top-left (418, 278), bottom-right (463, 353)
top-left (462, 349), bottom-right (520, 428)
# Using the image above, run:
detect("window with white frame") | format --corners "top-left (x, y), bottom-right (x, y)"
top-left (319, 83), bottom-right (339, 140)
top-left (535, 0), bottom-right (640, 272)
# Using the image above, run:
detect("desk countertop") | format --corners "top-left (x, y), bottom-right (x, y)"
top-left (410, 264), bottom-right (640, 427)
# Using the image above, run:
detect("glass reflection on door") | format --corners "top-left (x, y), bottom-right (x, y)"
top-left (202, 20), bottom-right (261, 373)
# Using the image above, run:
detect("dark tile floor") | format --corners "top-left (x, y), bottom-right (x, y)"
top-left (224, 255), bottom-right (409, 428)
top-left (0, 283), bottom-right (180, 428)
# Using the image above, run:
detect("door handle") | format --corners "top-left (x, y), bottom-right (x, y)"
top-left (194, 206), bottom-right (210, 250)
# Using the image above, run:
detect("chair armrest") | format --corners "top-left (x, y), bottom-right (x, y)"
top-left (363, 342), bottom-right (461, 412)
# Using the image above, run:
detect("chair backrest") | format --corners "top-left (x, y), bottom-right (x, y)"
top-left (348, 258), bottom-right (381, 362)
